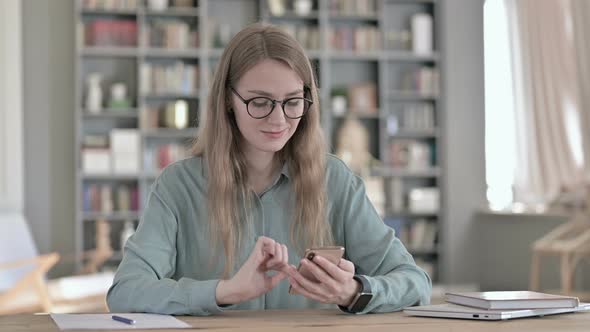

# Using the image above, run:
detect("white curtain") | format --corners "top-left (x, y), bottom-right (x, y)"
top-left (505, 0), bottom-right (585, 205)
top-left (571, 0), bottom-right (590, 178)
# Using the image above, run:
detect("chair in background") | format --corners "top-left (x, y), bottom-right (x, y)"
top-left (0, 212), bottom-right (115, 314)
top-left (530, 184), bottom-right (590, 300)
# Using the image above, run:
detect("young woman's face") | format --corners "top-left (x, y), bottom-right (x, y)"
top-left (231, 59), bottom-right (305, 155)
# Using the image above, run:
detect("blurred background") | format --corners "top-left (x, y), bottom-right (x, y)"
top-left (0, 0), bottom-right (589, 314)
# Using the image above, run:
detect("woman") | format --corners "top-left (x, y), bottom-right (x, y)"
top-left (107, 23), bottom-right (431, 315)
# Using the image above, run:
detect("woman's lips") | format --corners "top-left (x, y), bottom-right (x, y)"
top-left (261, 128), bottom-right (287, 139)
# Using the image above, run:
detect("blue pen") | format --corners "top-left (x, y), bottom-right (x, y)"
top-left (112, 315), bottom-right (136, 325)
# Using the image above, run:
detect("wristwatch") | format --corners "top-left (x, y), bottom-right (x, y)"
top-left (339, 275), bottom-right (373, 314)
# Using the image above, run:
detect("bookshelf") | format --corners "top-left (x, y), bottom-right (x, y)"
top-left (74, 0), bottom-right (444, 282)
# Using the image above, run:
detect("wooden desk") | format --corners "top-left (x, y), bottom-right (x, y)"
top-left (1, 309), bottom-right (589, 332)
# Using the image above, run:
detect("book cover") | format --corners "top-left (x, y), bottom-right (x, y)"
top-left (445, 291), bottom-right (580, 310)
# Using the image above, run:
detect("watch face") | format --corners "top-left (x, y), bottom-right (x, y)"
top-left (352, 294), bottom-right (373, 312)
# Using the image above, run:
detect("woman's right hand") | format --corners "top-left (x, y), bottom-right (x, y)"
top-left (215, 236), bottom-right (293, 305)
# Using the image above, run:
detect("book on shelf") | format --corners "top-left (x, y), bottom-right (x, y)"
top-left (276, 24), bottom-right (320, 50)
top-left (329, 26), bottom-right (381, 52)
top-left (81, 134), bottom-right (111, 174)
top-left (409, 219), bottom-right (437, 251)
top-left (329, 0), bottom-right (376, 16)
top-left (348, 82), bottom-right (377, 114)
top-left (400, 67), bottom-right (440, 97)
top-left (388, 139), bottom-right (432, 170)
top-left (364, 176), bottom-right (385, 217)
top-left (383, 218), bottom-right (409, 244)
top-left (383, 218), bottom-right (437, 252)
top-left (445, 291), bottom-right (580, 310)
top-left (171, 0), bottom-right (195, 8)
top-left (386, 104), bottom-right (435, 135)
top-left (140, 61), bottom-right (199, 95)
top-left (83, 183), bottom-right (139, 213)
top-left (141, 100), bottom-right (195, 130)
top-left (408, 187), bottom-right (439, 213)
top-left (82, 0), bottom-right (139, 10)
top-left (143, 19), bottom-right (199, 49)
top-left (84, 19), bottom-right (137, 47)
top-left (144, 143), bottom-right (189, 174)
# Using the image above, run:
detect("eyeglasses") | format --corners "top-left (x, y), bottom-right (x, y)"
top-left (230, 86), bottom-right (312, 119)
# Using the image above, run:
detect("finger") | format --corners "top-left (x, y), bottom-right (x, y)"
top-left (268, 271), bottom-right (288, 289)
top-left (312, 255), bottom-right (349, 282)
top-left (281, 264), bottom-right (299, 278)
top-left (288, 277), bottom-right (328, 303)
top-left (337, 258), bottom-right (355, 273)
top-left (282, 244), bottom-right (289, 267)
top-left (301, 259), bottom-right (339, 290)
top-left (261, 240), bottom-right (276, 256)
top-left (291, 261), bottom-right (330, 297)
top-left (266, 242), bottom-right (283, 269)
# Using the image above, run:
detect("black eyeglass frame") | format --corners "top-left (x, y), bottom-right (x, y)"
top-left (230, 86), bottom-right (313, 119)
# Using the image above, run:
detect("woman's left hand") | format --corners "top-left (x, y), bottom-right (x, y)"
top-left (287, 256), bottom-right (360, 307)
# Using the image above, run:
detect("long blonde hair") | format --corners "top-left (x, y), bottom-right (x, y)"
top-left (192, 23), bottom-right (332, 276)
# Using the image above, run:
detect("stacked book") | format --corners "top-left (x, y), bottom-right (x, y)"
top-left (404, 291), bottom-right (589, 320)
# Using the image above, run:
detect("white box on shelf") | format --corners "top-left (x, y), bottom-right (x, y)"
top-left (408, 187), bottom-right (439, 213)
top-left (110, 129), bottom-right (140, 153)
top-left (110, 129), bottom-right (141, 174)
top-left (112, 153), bottom-right (140, 174)
top-left (82, 148), bottom-right (111, 174)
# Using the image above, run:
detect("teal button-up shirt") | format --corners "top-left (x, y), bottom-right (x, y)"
top-left (107, 154), bottom-right (431, 315)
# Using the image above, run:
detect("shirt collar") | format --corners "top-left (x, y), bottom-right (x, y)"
top-left (279, 162), bottom-right (290, 180)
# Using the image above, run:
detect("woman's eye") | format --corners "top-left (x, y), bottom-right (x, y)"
top-left (252, 100), bottom-right (270, 107)
top-left (287, 100), bottom-right (302, 107)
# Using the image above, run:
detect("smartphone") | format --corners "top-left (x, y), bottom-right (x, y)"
top-left (289, 246), bottom-right (345, 294)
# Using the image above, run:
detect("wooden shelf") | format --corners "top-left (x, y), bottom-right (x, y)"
top-left (333, 112), bottom-right (380, 120)
top-left (268, 11), bottom-right (320, 20)
top-left (388, 91), bottom-right (439, 101)
top-left (141, 128), bottom-right (198, 138)
top-left (143, 48), bottom-right (200, 59)
top-left (80, 9), bottom-right (138, 16)
top-left (328, 51), bottom-right (381, 61)
top-left (372, 166), bottom-right (441, 178)
top-left (143, 93), bottom-right (200, 100)
top-left (81, 109), bottom-right (139, 118)
top-left (386, 211), bottom-right (440, 218)
top-left (80, 173), bottom-right (141, 181)
top-left (143, 7), bottom-right (200, 17)
top-left (386, 129), bottom-right (439, 138)
top-left (384, 51), bottom-right (439, 62)
top-left (386, 0), bottom-right (437, 4)
top-left (408, 249), bottom-right (439, 256)
top-left (81, 47), bottom-right (138, 57)
top-left (328, 14), bottom-right (379, 22)
top-left (82, 211), bottom-right (140, 221)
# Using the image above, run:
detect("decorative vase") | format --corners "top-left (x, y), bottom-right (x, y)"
top-left (148, 0), bottom-right (168, 11)
top-left (86, 73), bottom-right (103, 114)
top-left (294, 0), bottom-right (312, 16)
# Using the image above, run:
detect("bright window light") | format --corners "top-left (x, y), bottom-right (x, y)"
top-left (484, 0), bottom-right (516, 210)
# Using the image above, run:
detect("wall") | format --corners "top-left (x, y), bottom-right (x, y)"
top-left (439, 0), bottom-right (487, 285)
top-left (0, 0), bottom-right (24, 212)
top-left (22, 0), bottom-right (75, 275)
top-left (478, 212), bottom-right (590, 292)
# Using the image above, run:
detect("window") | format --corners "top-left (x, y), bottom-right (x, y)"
top-left (484, 0), bottom-right (516, 210)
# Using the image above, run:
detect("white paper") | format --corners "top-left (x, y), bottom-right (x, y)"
top-left (50, 313), bottom-right (191, 330)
